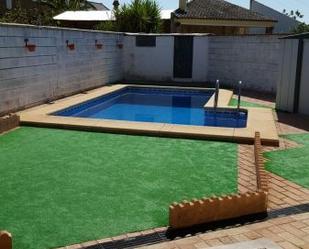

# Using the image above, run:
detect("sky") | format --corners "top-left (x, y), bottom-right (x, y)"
top-left (94, 0), bottom-right (309, 23)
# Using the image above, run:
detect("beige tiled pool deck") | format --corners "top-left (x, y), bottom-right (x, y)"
top-left (19, 84), bottom-right (279, 146)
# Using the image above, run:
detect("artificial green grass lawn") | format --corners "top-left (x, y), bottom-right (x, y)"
top-left (265, 133), bottom-right (309, 188)
top-left (229, 98), bottom-right (273, 109)
top-left (0, 127), bottom-right (237, 249)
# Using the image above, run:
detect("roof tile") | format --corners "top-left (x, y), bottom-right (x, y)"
top-left (174, 0), bottom-right (276, 22)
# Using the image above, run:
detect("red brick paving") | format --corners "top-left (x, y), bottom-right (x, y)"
top-left (238, 145), bottom-right (257, 193)
top-left (141, 213), bottom-right (309, 249)
top-left (238, 137), bottom-right (309, 211)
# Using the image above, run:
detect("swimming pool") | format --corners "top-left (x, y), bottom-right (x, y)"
top-left (54, 86), bottom-right (247, 128)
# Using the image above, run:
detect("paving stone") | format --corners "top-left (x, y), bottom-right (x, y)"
top-left (277, 241), bottom-right (300, 249)
top-left (302, 243), bottom-right (309, 249)
top-left (194, 241), bottom-right (210, 249)
top-left (205, 239), bottom-right (224, 247)
top-left (278, 232), bottom-right (306, 247)
top-left (204, 238), bottom-right (282, 249)
top-left (66, 244), bottom-right (82, 249)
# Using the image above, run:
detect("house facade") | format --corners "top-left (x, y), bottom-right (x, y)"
top-left (171, 0), bottom-right (277, 35)
top-left (52, 0), bottom-right (282, 34)
top-left (249, 0), bottom-right (300, 34)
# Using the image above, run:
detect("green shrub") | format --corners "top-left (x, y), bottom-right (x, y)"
top-left (292, 23), bottom-right (309, 34)
top-left (114, 0), bottom-right (161, 33)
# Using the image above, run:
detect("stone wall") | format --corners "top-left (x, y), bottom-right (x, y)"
top-left (0, 23), bottom-right (123, 114)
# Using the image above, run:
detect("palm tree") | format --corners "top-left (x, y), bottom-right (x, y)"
top-left (38, 0), bottom-right (95, 13)
top-left (115, 0), bottom-right (161, 33)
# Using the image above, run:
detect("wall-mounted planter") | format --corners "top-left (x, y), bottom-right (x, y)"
top-left (66, 40), bottom-right (75, 50)
top-left (24, 39), bottom-right (36, 52)
top-left (95, 40), bottom-right (103, 49)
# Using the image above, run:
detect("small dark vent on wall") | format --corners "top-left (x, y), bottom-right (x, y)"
top-left (136, 36), bottom-right (156, 47)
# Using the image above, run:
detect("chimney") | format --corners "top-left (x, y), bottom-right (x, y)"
top-left (179, 0), bottom-right (187, 11)
top-left (113, 0), bottom-right (120, 10)
top-left (250, 0), bottom-right (254, 10)
top-left (5, 0), bottom-right (12, 9)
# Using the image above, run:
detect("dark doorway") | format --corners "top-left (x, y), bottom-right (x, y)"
top-left (173, 36), bottom-right (193, 78)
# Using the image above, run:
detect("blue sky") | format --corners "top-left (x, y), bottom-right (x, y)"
top-left (95, 0), bottom-right (309, 23)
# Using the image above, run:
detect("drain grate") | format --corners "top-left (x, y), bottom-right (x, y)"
top-left (85, 203), bottom-right (309, 249)
top-left (86, 232), bottom-right (168, 249)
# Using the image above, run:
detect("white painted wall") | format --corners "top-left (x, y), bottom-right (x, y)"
top-left (298, 40), bottom-right (309, 115)
top-left (276, 39), bottom-right (299, 112)
top-left (0, 23), bottom-right (124, 114)
top-left (123, 34), bottom-right (209, 83)
top-left (124, 35), bottom-right (174, 82)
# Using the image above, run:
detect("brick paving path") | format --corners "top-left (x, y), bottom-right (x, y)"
top-left (238, 144), bottom-right (257, 193)
top-left (275, 112), bottom-right (309, 135)
top-left (238, 139), bottom-right (309, 211)
top-left (141, 213), bottom-right (309, 249)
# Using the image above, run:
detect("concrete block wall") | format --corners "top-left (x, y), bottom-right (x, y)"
top-left (0, 24), bottom-right (283, 114)
top-left (208, 35), bottom-right (282, 93)
top-left (0, 23), bottom-right (124, 114)
top-left (124, 34), bottom-right (282, 93)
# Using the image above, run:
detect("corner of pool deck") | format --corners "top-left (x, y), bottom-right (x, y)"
top-left (18, 84), bottom-right (280, 146)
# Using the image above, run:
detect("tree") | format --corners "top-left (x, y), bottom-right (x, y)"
top-left (0, 0), bottom-right (96, 25)
top-left (283, 9), bottom-right (304, 20)
top-left (39, 0), bottom-right (95, 14)
top-left (0, 0), bottom-right (54, 25)
top-left (99, 0), bottom-right (161, 33)
top-left (292, 23), bottom-right (309, 34)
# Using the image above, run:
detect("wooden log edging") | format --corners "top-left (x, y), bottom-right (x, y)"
top-left (0, 231), bottom-right (12, 249)
top-left (0, 114), bottom-right (20, 134)
top-left (254, 132), bottom-right (269, 192)
top-left (169, 132), bottom-right (269, 229)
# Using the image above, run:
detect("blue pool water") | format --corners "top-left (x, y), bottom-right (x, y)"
top-left (54, 87), bottom-right (247, 128)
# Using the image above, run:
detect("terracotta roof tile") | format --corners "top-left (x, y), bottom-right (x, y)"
top-left (174, 0), bottom-right (276, 22)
